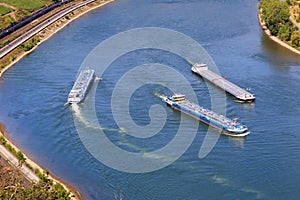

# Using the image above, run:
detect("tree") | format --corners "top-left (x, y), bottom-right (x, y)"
top-left (278, 21), bottom-right (294, 41)
top-left (291, 31), bottom-right (300, 47)
top-left (0, 161), bottom-right (71, 200)
top-left (260, 0), bottom-right (292, 36)
top-left (16, 151), bottom-right (26, 165)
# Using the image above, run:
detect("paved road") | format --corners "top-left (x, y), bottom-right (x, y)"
top-left (0, 0), bottom-right (97, 59)
top-left (0, 144), bottom-right (40, 182)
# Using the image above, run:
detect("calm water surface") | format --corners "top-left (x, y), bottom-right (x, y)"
top-left (1, 0), bottom-right (300, 199)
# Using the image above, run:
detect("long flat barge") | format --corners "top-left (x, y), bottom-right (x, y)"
top-left (67, 69), bottom-right (95, 105)
top-left (164, 94), bottom-right (250, 137)
top-left (191, 63), bottom-right (255, 102)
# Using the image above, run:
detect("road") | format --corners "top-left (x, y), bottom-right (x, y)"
top-left (0, 144), bottom-right (40, 182)
top-left (0, 0), bottom-right (98, 59)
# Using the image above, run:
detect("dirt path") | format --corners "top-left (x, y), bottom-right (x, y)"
top-left (0, 2), bottom-right (17, 10)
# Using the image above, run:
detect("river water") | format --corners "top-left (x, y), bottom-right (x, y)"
top-left (1, 0), bottom-right (300, 199)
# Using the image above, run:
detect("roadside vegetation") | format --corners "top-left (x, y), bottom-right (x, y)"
top-left (0, 0), bottom-right (57, 30)
top-left (0, 134), bottom-right (72, 199)
top-left (0, 161), bottom-right (71, 199)
top-left (259, 0), bottom-right (300, 49)
top-left (20, 36), bottom-right (40, 52)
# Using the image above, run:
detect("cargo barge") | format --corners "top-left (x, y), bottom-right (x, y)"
top-left (164, 94), bottom-right (250, 137)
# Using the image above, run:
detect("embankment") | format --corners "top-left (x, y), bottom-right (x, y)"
top-left (258, 12), bottom-right (300, 55)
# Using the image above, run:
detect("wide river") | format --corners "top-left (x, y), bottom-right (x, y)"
top-left (1, 0), bottom-right (300, 199)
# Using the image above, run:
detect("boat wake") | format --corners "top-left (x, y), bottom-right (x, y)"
top-left (70, 104), bottom-right (126, 133)
top-left (211, 175), bottom-right (264, 199)
top-left (95, 76), bottom-right (102, 81)
top-left (153, 91), bottom-right (167, 101)
top-left (71, 104), bottom-right (100, 130)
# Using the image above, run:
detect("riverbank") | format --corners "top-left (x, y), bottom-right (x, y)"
top-left (0, 0), bottom-right (115, 78)
top-left (258, 11), bottom-right (300, 56)
top-left (0, 0), bottom-right (115, 199)
top-left (0, 124), bottom-right (81, 199)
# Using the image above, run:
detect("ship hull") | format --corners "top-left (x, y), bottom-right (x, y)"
top-left (166, 100), bottom-right (249, 137)
top-left (191, 66), bottom-right (255, 102)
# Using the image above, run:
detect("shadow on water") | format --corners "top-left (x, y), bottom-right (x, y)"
top-left (259, 32), bottom-right (300, 67)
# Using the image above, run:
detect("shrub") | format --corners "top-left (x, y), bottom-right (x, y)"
top-left (260, 0), bottom-right (292, 36)
top-left (291, 31), bottom-right (300, 47)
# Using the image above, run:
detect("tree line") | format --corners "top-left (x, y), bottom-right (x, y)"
top-left (259, 0), bottom-right (300, 48)
top-left (0, 135), bottom-right (72, 199)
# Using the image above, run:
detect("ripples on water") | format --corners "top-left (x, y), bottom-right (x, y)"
top-left (1, 0), bottom-right (300, 199)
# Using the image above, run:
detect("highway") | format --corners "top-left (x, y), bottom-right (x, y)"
top-left (0, 144), bottom-right (40, 183)
top-left (0, 0), bottom-right (98, 59)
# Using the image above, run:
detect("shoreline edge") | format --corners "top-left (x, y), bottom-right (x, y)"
top-left (0, 0), bottom-right (115, 199)
top-left (0, 0), bottom-right (115, 78)
top-left (258, 11), bottom-right (300, 56)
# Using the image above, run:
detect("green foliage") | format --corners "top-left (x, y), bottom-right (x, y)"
top-left (52, 183), bottom-right (70, 199)
top-left (0, 15), bottom-right (15, 30)
top-left (0, 135), bottom-right (6, 145)
top-left (0, 0), bottom-right (45, 11)
top-left (20, 37), bottom-right (40, 51)
top-left (9, 54), bottom-right (15, 62)
top-left (0, 135), bottom-right (71, 199)
top-left (14, 9), bottom-right (30, 21)
top-left (278, 21), bottom-right (294, 41)
top-left (35, 168), bottom-right (43, 179)
top-left (291, 31), bottom-right (300, 47)
top-left (3, 142), bottom-right (26, 165)
top-left (5, 143), bottom-right (16, 155)
top-left (16, 150), bottom-right (26, 164)
top-left (0, 0), bottom-right (56, 11)
top-left (0, 178), bottom-right (71, 200)
top-left (34, 168), bottom-right (53, 184)
top-left (25, 162), bottom-right (33, 170)
top-left (260, 0), bottom-right (292, 36)
top-left (0, 0), bottom-right (56, 30)
top-left (0, 5), bottom-right (13, 16)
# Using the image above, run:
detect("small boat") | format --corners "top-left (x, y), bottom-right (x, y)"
top-left (164, 94), bottom-right (250, 137)
top-left (67, 69), bottom-right (95, 105)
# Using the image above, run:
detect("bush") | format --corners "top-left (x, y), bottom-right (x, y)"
top-left (16, 150), bottom-right (26, 164)
top-left (0, 161), bottom-right (71, 199)
top-left (278, 22), bottom-right (294, 41)
top-left (20, 37), bottom-right (40, 51)
top-left (260, 0), bottom-right (292, 36)
top-left (0, 135), bottom-right (6, 145)
top-left (291, 31), bottom-right (300, 47)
